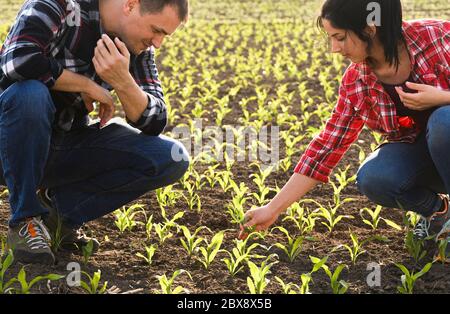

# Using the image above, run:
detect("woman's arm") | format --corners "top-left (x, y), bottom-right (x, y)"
top-left (239, 173), bottom-right (320, 239)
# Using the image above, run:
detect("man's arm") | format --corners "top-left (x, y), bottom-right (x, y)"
top-left (0, 0), bottom-right (67, 88)
top-left (93, 35), bottom-right (167, 135)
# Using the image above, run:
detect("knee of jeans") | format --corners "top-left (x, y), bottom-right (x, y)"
top-left (1, 80), bottom-right (55, 120)
top-left (427, 106), bottom-right (450, 149)
top-left (167, 140), bottom-right (190, 181)
top-left (356, 166), bottom-right (398, 199)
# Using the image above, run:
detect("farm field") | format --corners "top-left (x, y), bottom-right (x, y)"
top-left (0, 0), bottom-right (449, 294)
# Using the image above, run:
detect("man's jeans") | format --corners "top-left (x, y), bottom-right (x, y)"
top-left (357, 105), bottom-right (450, 218)
top-left (0, 80), bottom-right (189, 228)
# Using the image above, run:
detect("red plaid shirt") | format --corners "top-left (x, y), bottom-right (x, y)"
top-left (294, 19), bottom-right (450, 183)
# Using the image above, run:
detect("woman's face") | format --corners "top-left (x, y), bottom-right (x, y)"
top-left (321, 18), bottom-right (369, 63)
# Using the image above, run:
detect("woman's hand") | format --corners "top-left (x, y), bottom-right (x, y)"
top-left (395, 82), bottom-right (450, 110)
top-left (238, 205), bottom-right (280, 240)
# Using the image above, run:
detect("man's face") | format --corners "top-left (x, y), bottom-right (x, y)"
top-left (119, 2), bottom-right (182, 55)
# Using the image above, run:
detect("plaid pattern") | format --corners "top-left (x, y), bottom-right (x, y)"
top-left (295, 19), bottom-right (450, 183)
top-left (0, 0), bottom-right (167, 135)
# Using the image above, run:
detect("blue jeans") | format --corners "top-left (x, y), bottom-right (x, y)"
top-left (0, 80), bottom-right (189, 228)
top-left (356, 105), bottom-right (450, 218)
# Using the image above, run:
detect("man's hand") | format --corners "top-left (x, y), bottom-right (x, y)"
top-left (82, 81), bottom-right (115, 127)
top-left (395, 82), bottom-right (449, 110)
top-left (93, 34), bottom-right (132, 90)
top-left (238, 205), bottom-right (280, 240)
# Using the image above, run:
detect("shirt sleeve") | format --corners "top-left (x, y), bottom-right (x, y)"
top-left (0, 0), bottom-right (67, 88)
top-left (294, 84), bottom-right (365, 183)
top-left (127, 47), bottom-right (167, 136)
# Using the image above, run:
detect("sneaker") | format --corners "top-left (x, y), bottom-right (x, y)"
top-left (6, 216), bottom-right (55, 265)
top-left (37, 189), bottom-right (100, 253)
top-left (413, 194), bottom-right (450, 241)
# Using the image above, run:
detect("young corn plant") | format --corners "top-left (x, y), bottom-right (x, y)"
top-left (114, 204), bottom-right (145, 233)
top-left (246, 254), bottom-right (279, 294)
top-left (274, 276), bottom-right (300, 294)
top-left (396, 262), bottom-right (433, 294)
top-left (404, 230), bottom-right (427, 264)
top-left (434, 238), bottom-right (449, 264)
top-left (180, 226), bottom-right (211, 259)
top-left (306, 197), bottom-right (354, 233)
top-left (310, 256), bottom-right (349, 294)
top-left (271, 226), bottom-right (304, 263)
top-left (197, 231), bottom-right (224, 270)
top-left (0, 249), bottom-right (16, 294)
top-left (145, 214), bottom-right (154, 240)
top-left (82, 240), bottom-right (94, 266)
top-left (80, 270), bottom-right (108, 294)
top-left (333, 232), bottom-right (388, 265)
top-left (360, 205), bottom-right (402, 231)
top-left (283, 202), bottom-right (316, 235)
top-left (156, 269), bottom-right (192, 294)
top-left (155, 185), bottom-right (181, 210)
top-left (136, 244), bottom-right (157, 266)
top-left (15, 267), bottom-right (64, 294)
top-left (222, 233), bottom-right (267, 277)
top-left (154, 208), bottom-right (184, 245)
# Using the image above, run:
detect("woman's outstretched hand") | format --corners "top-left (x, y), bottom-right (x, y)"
top-left (238, 205), bottom-right (280, 240)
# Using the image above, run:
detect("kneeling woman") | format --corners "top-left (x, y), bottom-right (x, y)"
top-left (241, 0), bottom-right (450, 256)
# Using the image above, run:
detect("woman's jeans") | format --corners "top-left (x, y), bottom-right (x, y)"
top-left (357, 105), bottom-right (450, 218)
top-left (0, 80), bottom-right (189, 228)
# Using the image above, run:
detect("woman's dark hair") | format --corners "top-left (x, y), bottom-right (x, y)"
top-left (317, 0), bottom-right (405, 70)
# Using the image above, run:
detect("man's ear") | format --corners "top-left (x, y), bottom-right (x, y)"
top-left (123, 0), bottom-right (139, 16)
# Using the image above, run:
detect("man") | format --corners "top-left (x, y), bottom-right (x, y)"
top-left (0, 0), bottom-right (190, 265)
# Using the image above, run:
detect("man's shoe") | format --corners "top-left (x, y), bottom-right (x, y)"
top-left (413, 194), bottom-right (450, 241)
top-left (6, 216), bottom-right (55, 265)
top-left (37, 189), bottom-right (100, 253)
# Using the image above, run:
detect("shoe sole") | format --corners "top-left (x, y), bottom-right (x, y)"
top-left (14, 250), bottom-right (55, 265)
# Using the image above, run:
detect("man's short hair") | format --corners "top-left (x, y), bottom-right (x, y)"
top-left (140, 0), bottom-right (189, 22)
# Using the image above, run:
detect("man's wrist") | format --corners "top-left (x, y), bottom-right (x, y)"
top-left (113, 73), bottom-right (136, 93)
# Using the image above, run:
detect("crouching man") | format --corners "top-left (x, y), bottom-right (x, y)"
top-left (0, 0), bottom-right (190, 264)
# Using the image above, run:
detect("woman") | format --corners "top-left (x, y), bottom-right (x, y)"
top-left (240, 0), bottom-right (450, 258)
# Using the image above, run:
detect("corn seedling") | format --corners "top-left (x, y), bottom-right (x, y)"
top-left (396, 262), bottom-right (433, 294)
top-left (246, 254), bottom-right (279, 294)
top-left (283, 202), bottom-right (316, 235)
top-left (333, 231), bottom-right (388, 265)
top-left (156, 269), bottom-right (192, 294)
top-left (404, 230), bottom-right (427, 264)
top-left (434, 238), bottom-right (449, 264)
top-left (114, 204), bottom-right (145, 233)
top-left (306, 197), bottom-right (354, 233)
top-left (0, 249), bottom-right (16, 294)
top-left (274, 276), bottom-right (300, 294)
top-left (155, 185), bottom-right (182, 209)
top-left (82, 240), bottom-right (94, 266)
top-left (80, 270), bottom-right (108, 294)
top-left (310, 256), bottom-right (349, 294)
top-left (136, 244), bottom-right (157, 266)
top-left (15, 267), bottom-right (64, 294)
top-left (271, 226), bottom-right (304, 262)
top-left (360, 205), bottom-right (402, 231)
top-left (145, 214), bottom-right (154, 240)
top-left (197, 231), bottom-right (224, 270)
top-left (222, 233), bottom-right (267, 277)
top-left (180, 226), bottom-right (211, 258)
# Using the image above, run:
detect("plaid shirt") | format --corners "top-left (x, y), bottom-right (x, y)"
top-left (0, 0), bottom-right (167, 135)
top-left (295, 19), bottom-right (450, 183)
